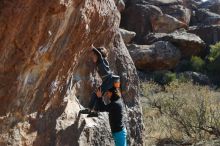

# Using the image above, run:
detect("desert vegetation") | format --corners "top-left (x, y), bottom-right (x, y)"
top-left (141, 80), bottom-right (220, 145)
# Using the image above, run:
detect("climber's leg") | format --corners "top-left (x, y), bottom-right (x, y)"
top-left (79, 91), bottom-right (97, 114)
top-left (112, 128), bottom-right (127, 146)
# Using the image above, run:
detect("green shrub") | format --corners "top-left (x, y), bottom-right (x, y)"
top-left (207, 57), bottom-right (220, 73)
top-left (190, 56), bottom-right (205, 72)
top-left (177, 74), bottom-right (189, 83)
top-left (208, 42), bottom-right (220, 62)
top-left (164, 72), bottom-right (176, 84)
top-left (153, 71), bottom-right (177, 85)
top-left (207, 42), bottom-right (220, 76)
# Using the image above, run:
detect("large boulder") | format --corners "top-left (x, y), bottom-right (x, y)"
top-left (127, 41), bottom-right (181, 70)
top-left (121, 0), bottom-right (192, 41)
top-left (151, 14), bottom-right (188, 33)
top-left (198, 1), bottom-right (213, 9)
top-left (159, 5), bottom-right (191, 25)
top-left (146, 0), bottom-right (192, 25)
top-left (198, 0), bottom-right (219, 9)
top-left (178, 71), bottom-right (211, 85)
top-left (123, 0), bottom-right (145, 6)
top-left (182, 0), bottom-right (202, 10)
top-left (190, 9), bottom-right (220, 25)
top-left (209, 2), bottom-right (220, 15)
top-left (120, 28), bottom-right (136, 44)
top-left (188, 25), bottom-right (220, 46)
top-left (0, 0), bottom-right (143, 146)
top-left (147, 0), bottom-right (183, 6)
top-left (124, 0), bottom-right (183, 7)
top-left (121, 3), bottom-right (163, 39)
top-left (143, 31), bottom-right (206, 57)
top-left (195, 139), bottom-right (220, 146)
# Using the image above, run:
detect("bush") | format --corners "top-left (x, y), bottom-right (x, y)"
top-left (207, 42), bottom-right (220, 76)
top-left (207, 57), bottom-right (220, 73)
top-left (190, 56), bottom-right (205, 72)
top-left (142, 81), bottom-right (220, 145)
top-left (175, 59), bottom-right (191, 72)
top-left (153, 71), bottom-right (177, 85)
top-left (208, 42), bottom-right (220, 62)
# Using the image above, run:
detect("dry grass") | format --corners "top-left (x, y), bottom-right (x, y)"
top-left (141, 81), bottom-right (220, 146)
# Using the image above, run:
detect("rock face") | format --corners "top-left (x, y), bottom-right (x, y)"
top-left (127, 41), bottom-right (181, 70)
top-left (143, 31), bottom-right (205, 57)
top-left (147, 0), bottom-right (183, 6)
top-left (0, 0), bottom-right (143, 146)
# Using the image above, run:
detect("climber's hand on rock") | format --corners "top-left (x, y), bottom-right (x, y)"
top-left (96, 88), bottom-right (102, 98)
top-left (90, 44), bottom-right (95, 49)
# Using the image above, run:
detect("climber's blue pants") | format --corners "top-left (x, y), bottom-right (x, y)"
top-left (112, 128), bottom-right (127, 146)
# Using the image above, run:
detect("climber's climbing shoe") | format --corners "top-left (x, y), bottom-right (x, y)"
top-left (79, 108), bottom-right (90, 114)
top-left (87, 111), bottom-right (98, 117)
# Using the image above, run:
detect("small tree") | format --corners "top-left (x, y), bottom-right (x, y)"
top-left (207, 42), bottom-right (220, 75)
top-left (190, 56), bottom-right (205, 72)
top-left (208, 42), bottom-right (220, 62)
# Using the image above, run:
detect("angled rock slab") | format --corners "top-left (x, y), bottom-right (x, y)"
top-left (120, 28), bottom-right (136, 44)
top-left (151, 14), bottom-right (188, 33)
top-left (159, 5), bottom-right (191, 25)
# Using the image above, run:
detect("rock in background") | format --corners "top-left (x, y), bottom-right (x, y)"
top-left (188, 25), bottom-right (220, 46)
top-left (119, 0), bottom-right (220, 145)
top-left (127, 42), bottom-right (181, 70)
top-left (0, 0), bottom-right (143, 146)
top-left (142, 31), bottom-right (205, 57)
top-left (120, 0), bottom-right (220, 72)
top-left (120, 3), bottom-right (163, 40)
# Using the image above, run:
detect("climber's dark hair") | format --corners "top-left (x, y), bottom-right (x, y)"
top-left (96, 47), bottom-right (108, 58)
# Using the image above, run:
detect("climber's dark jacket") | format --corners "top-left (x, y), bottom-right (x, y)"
top-left (89, 48), bottom-right (120, 110)
top-left (97, 89), bottom-right (125, 133)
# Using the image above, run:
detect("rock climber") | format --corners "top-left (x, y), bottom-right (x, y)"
top-left (79, 46), bottom-right (121, 117)
top-left (96, 86), bottom-right (127, 146)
